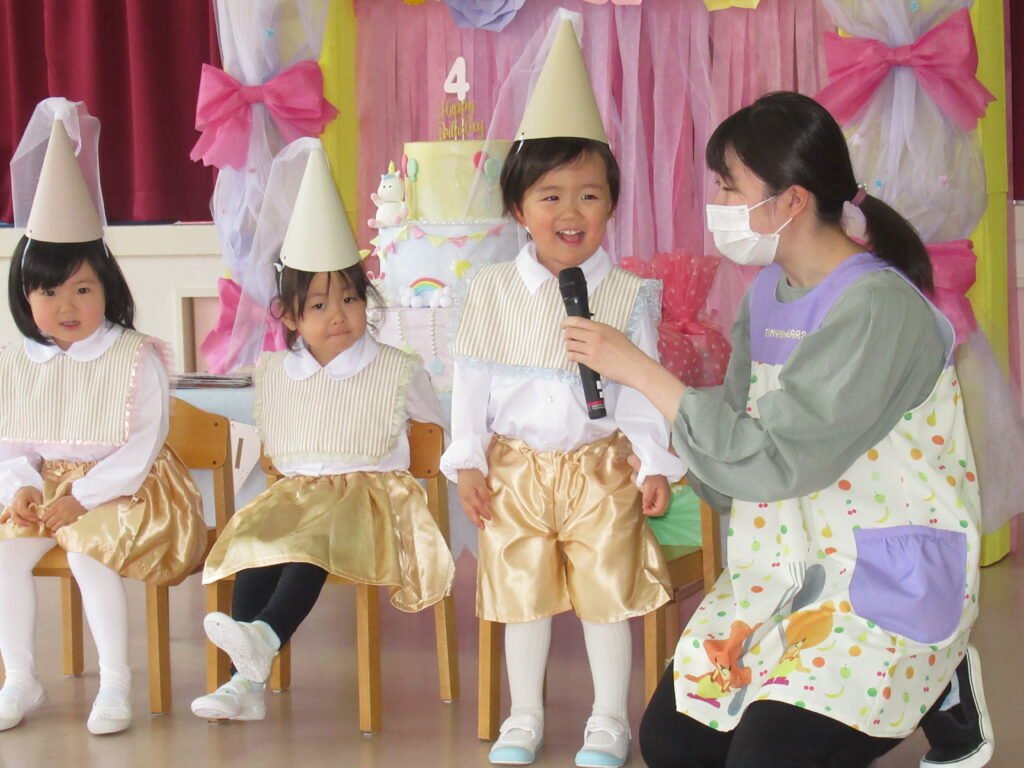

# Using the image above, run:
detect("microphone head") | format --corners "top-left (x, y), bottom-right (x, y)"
top-left (558, 266), bottom-right (587, 298)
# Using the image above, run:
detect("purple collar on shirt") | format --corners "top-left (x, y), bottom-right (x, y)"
top-left (748, 252), bottom-right (891, 366)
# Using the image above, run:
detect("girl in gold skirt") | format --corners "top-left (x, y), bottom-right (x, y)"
top-left (193, 146), bottom-right (454, 723)
top-left (0, 106), bottom-right (204, 737)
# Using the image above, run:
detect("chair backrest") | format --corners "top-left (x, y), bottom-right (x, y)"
top-left (168, 397), bottom-right (235, 533)
top-left (407, 421), bottom-right (443, 479)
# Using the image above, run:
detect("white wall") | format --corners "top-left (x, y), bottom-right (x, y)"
top-left (0, 224), bottom-right (223, 371)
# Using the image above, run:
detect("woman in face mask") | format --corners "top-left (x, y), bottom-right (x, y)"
top-left (563, 91), bottom-right (989, 768)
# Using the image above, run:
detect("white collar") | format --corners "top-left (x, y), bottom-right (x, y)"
top-left (282, 333), bottom-right (378, 381)
top-left (23, 321), bottom-right (123, 363)
top-left (514, 241), bottom-right (612, 296)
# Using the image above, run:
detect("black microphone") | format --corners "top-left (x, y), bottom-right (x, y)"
top-left (558, 266), bottom-right (607, 420)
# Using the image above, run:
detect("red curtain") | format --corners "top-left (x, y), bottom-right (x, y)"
top-left (0, 0), bottom-right (220, 224)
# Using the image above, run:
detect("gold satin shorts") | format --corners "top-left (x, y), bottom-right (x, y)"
top-left (478, 432), bottom-right (671, 623)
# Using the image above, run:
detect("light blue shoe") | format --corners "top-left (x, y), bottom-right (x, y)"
top-left (489, 713), bottom-right (543, 766)
top-left (574, 715), bottom-right (631, 768)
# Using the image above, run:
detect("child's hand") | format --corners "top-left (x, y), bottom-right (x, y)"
top-left (641, 475), bottom-right (671, 518)
top-left (457, 469), bottom-right (492, 530)
top-left (1, 487), bottom-right (43, 527)
top-left (39, 495), bottom-right (87, 532)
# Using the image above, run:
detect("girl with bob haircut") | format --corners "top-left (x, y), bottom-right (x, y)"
top-left (0, 106), bottom-right (205, 737)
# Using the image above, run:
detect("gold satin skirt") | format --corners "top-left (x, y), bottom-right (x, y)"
top-left (479, 433), bottom-right (671, 623)
top-left (202, 471), bottom-right (455, 613)
top-left (0, 447), bottom-right (206, 586)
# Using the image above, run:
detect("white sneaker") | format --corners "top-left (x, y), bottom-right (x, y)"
top-left (203, 613), bottom-right (279, 684)
top-left (191, 675), bottom-right (266, 721)
top-left (489, 713), bottom-right (544, 765)
top-left (575, 714), bottom-right (631, 768)
top-left (87, 688), bottom-right (132, 735)
top-left (0, 675), bottom-right (46, 732)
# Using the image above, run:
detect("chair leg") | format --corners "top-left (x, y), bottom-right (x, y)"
top-left (356, 584), bottom-right (381, 734)
top-left (206, 582), bottom-right (232, 691)
top-left (478, 619), bottom-right (502, 741)
top-left (146, 584), bottom-right (172, 714)
top-left (434, 594), bottom-right (459, 703)
top-left (270, 645), bottom-right (291, 692)
top-left (644, 604), bottom-right (669, 703)
top-left (60, 576), bottom-right (84, 677)
top-left (665, 597), bottom-right (681, 663)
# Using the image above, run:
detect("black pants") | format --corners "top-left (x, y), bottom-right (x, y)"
top-left (231, 562), bottom-right (329, 647)
top-left (639, 662), bottom-right (903, 768)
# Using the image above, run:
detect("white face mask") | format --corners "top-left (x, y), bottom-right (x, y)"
top-left (706, 196), bottom-right (793, 267)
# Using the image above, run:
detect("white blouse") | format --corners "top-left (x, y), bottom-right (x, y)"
top-left (440, 244), bottom-right (685, 485)
top-left (0, 322), bottom-right (168, 511)
top-left (273, 334), bottom-right (447, 477)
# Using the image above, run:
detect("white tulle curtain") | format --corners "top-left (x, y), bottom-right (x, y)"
top-left (209, 0), bottom-right (331, 279)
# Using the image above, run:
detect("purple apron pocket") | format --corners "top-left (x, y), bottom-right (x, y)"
top-left (849, 525), bottom-right (966, 644)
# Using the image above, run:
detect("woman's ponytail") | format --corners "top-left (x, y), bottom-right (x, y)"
top-left (856, 195), bottom-right (933, 293)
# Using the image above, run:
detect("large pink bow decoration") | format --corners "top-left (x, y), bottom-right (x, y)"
top-left (200, 278), bottom-right (287, 374)
top-left (815, 9), bottom-right (994, 132)
top-left (190, 61), bottom-right (338, 169)
top-left (925, 240), bottom-right (978, 346)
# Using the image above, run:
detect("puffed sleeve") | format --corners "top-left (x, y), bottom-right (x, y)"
top-left (440, 362), bottom-right (492, 482)
top-left (405, 362), bottom-right (448, 436)
top-left (0, 443), bottom-right (44, 508)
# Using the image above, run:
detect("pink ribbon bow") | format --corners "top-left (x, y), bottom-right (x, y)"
top-left (815, 9), bottom-right (994, 132)
top-left (190, 61), bottom-right (338, 169)
top-left (925, 239), bottom-right (977, 346)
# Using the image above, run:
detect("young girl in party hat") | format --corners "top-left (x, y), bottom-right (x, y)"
top-left (0, 99), bottom-right (205, 736)
top-left (193, 143), bottom-right (455, 722)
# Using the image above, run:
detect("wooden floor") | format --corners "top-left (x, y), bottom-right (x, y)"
top-left (1, 548), bottom-right (1020, 767)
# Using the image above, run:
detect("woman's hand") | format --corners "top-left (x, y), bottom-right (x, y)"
top-left (641, 475), bottom-right (671, 517)
top-left (562, 317), bottom-right (651, 389)
top-left (563, 317), bottom-right (689, 422)
top-left (457, 468), bottom-right (492, 530)
top-left (39, 495), bottom-right (87, 532)
top-left (1, 486), bottom-right (43, 527)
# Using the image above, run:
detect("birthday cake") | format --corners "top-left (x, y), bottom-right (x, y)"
top-left (370, 139), bottom-right (518, 390)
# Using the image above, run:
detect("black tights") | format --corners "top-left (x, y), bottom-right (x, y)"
top-left (639, 662), bottom-right (903, 768)
top-left (231, 562), bottom-right (328, 647)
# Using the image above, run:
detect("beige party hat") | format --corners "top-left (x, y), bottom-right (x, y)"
top-left (280, 147), bottom-right (360, 272)
top-left (25, 119), bottom-right (104, 242)
top-left (515, 18), bottom-right (608, 144)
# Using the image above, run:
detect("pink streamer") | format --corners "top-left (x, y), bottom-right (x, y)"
top-left (814, 9), bottom-right (994, 133)
top-left (190, 61), bottom-right (339, 169)
top-left (200, 278), bottom-right (287, 374)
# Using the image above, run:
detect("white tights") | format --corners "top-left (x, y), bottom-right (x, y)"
top-left (505, 617), bottom-right (631, 724)
top-left (0, 538), bottom-right (130, 692)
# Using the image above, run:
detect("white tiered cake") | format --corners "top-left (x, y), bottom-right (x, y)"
top-left (370, 139), bottom-right (518, 391)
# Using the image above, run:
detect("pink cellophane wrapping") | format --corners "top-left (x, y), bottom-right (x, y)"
top-left (622, 250), bottom-right (730, 388)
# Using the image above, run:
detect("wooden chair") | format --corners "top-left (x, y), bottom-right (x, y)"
top-left (477, 480), bottom-right (722, 740)
top-left (30, 398), bottom-right (234, 714)
top-left (206, 421), bottom-right (459, 734)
